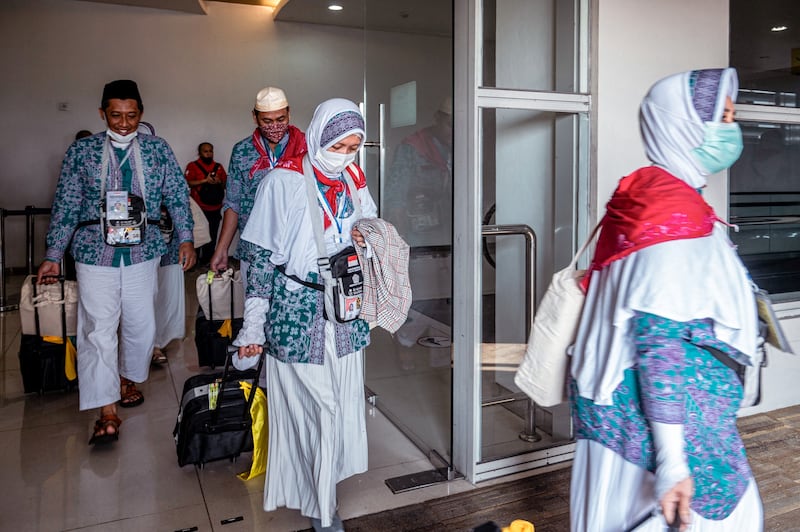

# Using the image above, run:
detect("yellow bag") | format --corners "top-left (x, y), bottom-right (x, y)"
top-left (237, 381), bottom-right (268, 481)
top-left (41, 336), bottom-right (78, 381)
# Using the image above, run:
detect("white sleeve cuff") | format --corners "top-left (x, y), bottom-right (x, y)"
top-left (233, 297), bottom-right (269, 347)
top-left (651, 421), bottom-right (691, 501)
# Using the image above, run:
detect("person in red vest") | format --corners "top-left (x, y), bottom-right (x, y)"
top-left (185, 142), bottom-right (227, 265)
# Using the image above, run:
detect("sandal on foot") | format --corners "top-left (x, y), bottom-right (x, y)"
top-left (119, 377), bottom-right (144, 408)
top-left (151, 347), bottom-right (167, 365)
top-left (89, 414), bottom-right (122, 445)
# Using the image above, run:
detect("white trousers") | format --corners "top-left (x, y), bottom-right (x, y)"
top-left (570, 439), bottom-right (763, 532)
top-left (263, 322), bottom-right (368, 527)
top-left (154, 263), bottom-right (185, 348)
top-left (75, 258), bottom-right (159, 411)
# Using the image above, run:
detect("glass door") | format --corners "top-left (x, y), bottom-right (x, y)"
top-left (361, 1), bottom-right (456, 479)
top-left (456, 0), bottom-right (591, 482)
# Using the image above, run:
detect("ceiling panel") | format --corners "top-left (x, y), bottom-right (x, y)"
top-left (273, 0), bottom-right (452, 36)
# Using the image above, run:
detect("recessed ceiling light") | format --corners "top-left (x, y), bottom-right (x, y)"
top-left (771, 25), bottom-right (788, 32)
top-left (328, 4), bottom-right (343, 10)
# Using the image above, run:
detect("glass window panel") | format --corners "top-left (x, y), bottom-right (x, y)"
top-left (730, 0), bottom-right (800, 107)
top-left (730, 121), bottom-right (800, 297)
top-left (482, 0), bottom-right (581, 93)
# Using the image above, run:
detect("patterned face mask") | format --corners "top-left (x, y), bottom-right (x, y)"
top-left (259, 122), bottom-right (289, 143)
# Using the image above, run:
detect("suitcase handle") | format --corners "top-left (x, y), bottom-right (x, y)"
top-left (207, 345), bottom-right (266, 424)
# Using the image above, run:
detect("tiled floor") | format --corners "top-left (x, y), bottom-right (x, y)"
top-left (0, 273), bottom-right (478, 532)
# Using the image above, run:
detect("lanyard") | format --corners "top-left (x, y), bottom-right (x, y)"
top-left (316, 181), bottom-right (346, 240)
top-left (261, 137), bottom-right (278, 168)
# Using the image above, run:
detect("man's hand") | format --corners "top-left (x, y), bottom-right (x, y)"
top-left (661, 477), bottom-right (693, 531)
top-left (37, 260), bottom-right (61, 284)
top-left (209, 249), bottom-right (228, 273)
top-left (178, 242), bottom-right (197, 272)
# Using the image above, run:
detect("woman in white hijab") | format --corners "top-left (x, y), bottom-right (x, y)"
top-left (234, 98), bottom-right (378, 532)
top-left (569, 68), bottom-right (763, 531)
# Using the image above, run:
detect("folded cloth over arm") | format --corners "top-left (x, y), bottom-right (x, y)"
top-left (353, 218), bottom-right (412, 333)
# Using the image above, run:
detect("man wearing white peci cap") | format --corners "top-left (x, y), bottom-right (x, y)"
top-left (210, 87), bottom-right (307, 287)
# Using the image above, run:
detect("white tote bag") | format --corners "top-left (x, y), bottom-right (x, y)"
top-left (190, 197), bottom-right (212, 249)
top-left (514, 225), bottom-right (600, 407)
top-left (195, 268), bottom-right (244, 320)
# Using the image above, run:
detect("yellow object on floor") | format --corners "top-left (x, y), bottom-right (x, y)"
top-left (502, 520), bottom-right (534, 532)
top-left (237, 381), bottom-right (268, 481)
top-left (41, 335), bottom-right (78, 381)
top-left (217, 319), bottom-right (233, 339)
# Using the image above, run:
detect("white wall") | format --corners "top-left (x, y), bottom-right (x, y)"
top-left (0, 0), bottom-right (449, 266)
top-left (595, 0), bottom-right (730, 215)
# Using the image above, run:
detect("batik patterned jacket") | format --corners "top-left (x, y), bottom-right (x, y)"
top-left (44, 132), bottom-right (193, 266)
top-left (572, 312), bottom-right (752, 520)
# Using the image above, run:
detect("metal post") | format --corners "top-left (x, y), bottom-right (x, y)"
top-left (0, 208), bottom-right (20, 312)
top-left (26, 205), bottom-right (35, 274)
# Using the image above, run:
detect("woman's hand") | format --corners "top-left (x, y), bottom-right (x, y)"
top-left (661, 477), bottom-right (693, 531)
top-left (351, 228), bottom-right (366, 247)
top-left (238, 344), bottom-right (263, 358)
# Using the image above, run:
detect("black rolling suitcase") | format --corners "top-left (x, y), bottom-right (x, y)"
top-left (18, 276), bottom-right (78, 394)
top-left (195, 275), bottom-right (243, 369)
top-left (174, 347), bottom-right (264, 467)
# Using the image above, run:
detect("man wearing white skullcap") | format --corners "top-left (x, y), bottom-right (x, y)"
top-left (210, 86), bottom-right (307, 287)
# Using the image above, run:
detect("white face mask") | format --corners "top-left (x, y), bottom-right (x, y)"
top-left (314, 150), bottom-right (356, 176)
top-left (106, 129), bottom-right (138, 148)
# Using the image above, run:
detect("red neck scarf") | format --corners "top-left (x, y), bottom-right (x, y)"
top-left (313, 164), bottom-right (367, 229)
top-left (582, 166), bottom-right (718, 290)
top-left (248, 126), bottom-right (307, 179)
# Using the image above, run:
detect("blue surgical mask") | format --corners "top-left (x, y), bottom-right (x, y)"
top-left (691, 122), bottom-right (744, 174)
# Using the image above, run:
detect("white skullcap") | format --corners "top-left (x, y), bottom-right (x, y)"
top-left (254, 86), bottom-right (289, 112)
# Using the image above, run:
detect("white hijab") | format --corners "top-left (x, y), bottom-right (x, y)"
top-left (640, 68), bottom-right (738, 189)
top-left (305, 98), bottom-right (366, 178)
top-left (571, 68), bottom-right (759, 405)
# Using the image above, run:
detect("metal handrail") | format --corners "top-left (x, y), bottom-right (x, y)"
top-left (480, 223), bottom-right (540, 443)
top-left (481, 224), bottom-right (536, 336)
top-left (0, 206), bottom-right (52, 312)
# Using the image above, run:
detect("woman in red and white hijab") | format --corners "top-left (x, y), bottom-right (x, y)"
top-left (569, 68), bottom-right (763, 531)
top-left (234, 98), bottom-right (378, 532)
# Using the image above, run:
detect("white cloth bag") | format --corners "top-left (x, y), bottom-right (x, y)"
top-left (195, 268), bottom-right (244, 320)
top-left (190, 197), bottom-right (212, 248)
top-left (19, 275), bottom-right (78, 337)
top-left (514, 226), bottom-right (599, 407)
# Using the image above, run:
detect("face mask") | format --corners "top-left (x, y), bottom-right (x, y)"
top-left (259, 122), bottom-right (289, 144)
top-left (691, 122), bottom-right (744, 174)
top-left (200, 156), bottom-right (213, 164)
top-left (106, 129), bottom-right (138, 147)
top-left (315, 150), bottom-right (356, 176)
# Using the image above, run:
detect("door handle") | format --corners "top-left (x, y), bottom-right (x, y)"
top-left (360, 103), bottom-right (385, 215)
top-left (481, 224), bottom-right (537, 337)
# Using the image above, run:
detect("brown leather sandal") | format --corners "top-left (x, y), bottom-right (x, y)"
top-left (119, 377), bottom-right (144, 408)
top-left (89, 414), bottom-right (122, 445)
